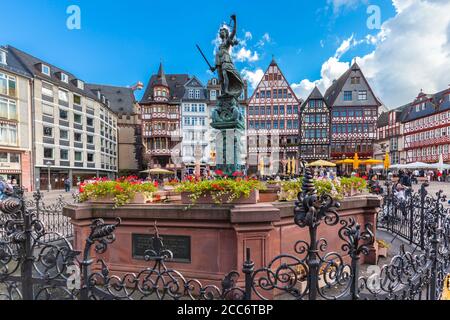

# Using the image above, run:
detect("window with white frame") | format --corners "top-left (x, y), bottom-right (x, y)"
top-left (188, 89), bottom-right (194, 99)
top-left (58, 89), bottom-right (68, 102)
top-left (42, 82), bottom-right (53, 97)
top-left (0, 98), bottom-right (17, 120)
top-left (0, 123), bottom-right (17, 146)
top-left (60, 149), bottom-right (69, 160)
top-left (210, 90), bottom-right (217, 100)
top-left (0, 73), bottom-right (16, 97)
top-left (76, 80), bottom-right (84, 90)
top-left (0, 50), bottom-right (6, 65)
top-left (358, 90), bottom-right (367, 101)
top-left (60, 73), bottom-right (69, 83)
top-left (43, 148), bottom-right (53, 159)
top-left (41, 64), bottom-right (50, 76)
top-left (74, 151), bottom-right (83, 162)
top-left (60, 130), bottom-right (69, 140)
top-left (195, 90), bottom-right (201, 99)
top-left (43, 126), bottom-right (53, 137)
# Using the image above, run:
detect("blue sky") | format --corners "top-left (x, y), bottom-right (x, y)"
top-left (2, 0), bottom-right (448, 107)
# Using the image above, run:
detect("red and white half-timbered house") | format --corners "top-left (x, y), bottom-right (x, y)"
top-left (246, 58), bottom-right (301, 174)
top-left (402, 88), bottom-right (450, 163)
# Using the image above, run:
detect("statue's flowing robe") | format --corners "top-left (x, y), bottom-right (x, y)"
top-left (216, 42), bottom-right (244, 98)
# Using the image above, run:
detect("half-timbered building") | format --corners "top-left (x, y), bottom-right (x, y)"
top-left (325, 62), bottom-right (381, 160)
top-left (140, 63), bottom-right (187, 171)
top-left (375, 108), bottom-right (405, 165)
top-left (299, 87), bottom-right (331, 161)
top-left (246, 58), bottom-right (301, 175)
top-left (401, 88), bottom-right (450, 163)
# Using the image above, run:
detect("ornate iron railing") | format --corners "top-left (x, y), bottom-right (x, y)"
top-left (0, 171), bottom-right (449, 300)
top-left (378, 181), bottom-right (450, 252)
top-left (22, 190), bottom-right (74, 243)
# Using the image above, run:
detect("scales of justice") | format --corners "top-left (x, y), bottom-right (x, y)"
top-left (196, 14), bottom-right (246, 175)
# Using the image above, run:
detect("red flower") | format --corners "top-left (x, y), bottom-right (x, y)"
top-left (215, 170), bottom-right (224, 176)
top-left (212, 183), bottom-right (224, 191)
top-left (153, 181), bottom-right (159, 188)
top-left (115, 185), bottom-right (124, 192)
top-left (232, 171), bottom-right (243, 177)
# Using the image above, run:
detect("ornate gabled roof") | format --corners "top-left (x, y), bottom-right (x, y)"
top-left (247, 59), bottom-right (301, 104)
top-left (308, 86), bottom-right (324, 100)
top-left (154, 62), bottom-right (168, 88)
top-left (324, 61), bottom-right (381, 107)
top-left (399, 87), bottom-right (450, 123)
top-left (140, 65), bottom-right (189, 104)
top-left (300, 86), bottom-right (330, 111)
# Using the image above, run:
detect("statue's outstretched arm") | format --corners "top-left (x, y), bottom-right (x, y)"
top-left (230, 14), bottom-right (237, 40)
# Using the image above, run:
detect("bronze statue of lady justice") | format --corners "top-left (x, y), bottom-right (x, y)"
top-left (197, 14), bottom-right (245, 127)
top-left (196, 14), bottom-right (246, 174)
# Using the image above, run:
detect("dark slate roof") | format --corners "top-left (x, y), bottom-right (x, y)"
top-left (399, 89), bottom-right (450, 123)
top-left (300, 86), bottom-right (329, 110)
top-left (0, 46), bottom-right (32, 78)
top-left (154, 62), bottom-right (168, 87)
top-left (85, 84), bottom-right (136, 115)
top-left (377, 112), bottom-right (389, 128)
top-left (7, 45), bottom-right (107, 106)
top-left (324, 62), bottom-right (381, 107)
top-left (324, 66), bottom-right (353, 106)
top-left (309, 86), bottom-right (324, 100)
top-left (140, 69), bottom-right (189, 104)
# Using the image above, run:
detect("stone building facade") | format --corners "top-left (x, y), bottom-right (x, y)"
top-left (8, 46), bottom-right (118, 190)
top-left (0, 46), bottom-right (33, 191)
top-left (86, 84), bottom-right (143, 176)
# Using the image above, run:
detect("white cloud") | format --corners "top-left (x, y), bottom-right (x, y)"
top-left (233, 47), bottom-right (259, 63)
top-left (211, 27), bottom-right (262, 63)
top-left (293, 0), bottom-right (450, 107)
top-left (357, 0), bottom-right (450, 107)
top-left (327, 0), bottom-right (368, 14)
top-left (292, 57), bottom-right (350, 99)
top-left (257, 33), bottom-right (272, 47)
top-left (334, 34), bottom-right (354, 58)
top-left (242, 68), bottom-right (265, 89)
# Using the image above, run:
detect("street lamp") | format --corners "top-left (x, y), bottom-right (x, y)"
top-left (46, 161), bottom-right (52, 192)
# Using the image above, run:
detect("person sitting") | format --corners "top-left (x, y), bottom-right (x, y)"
top-left (394, 183), bottom-right (406, 201)
top-left (0, 177), bottom-right (14, 200)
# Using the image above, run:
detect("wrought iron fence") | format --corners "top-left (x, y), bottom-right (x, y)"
top-left (378, 181), bottom-right (450, 252)
top-left (23, 190), bottom-right (73, 243)
top-left (0, 171), bottom-right (449, 300)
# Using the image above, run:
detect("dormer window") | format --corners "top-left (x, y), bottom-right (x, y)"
top-left (61, 73), bottom-right (68, 83)
top-left (212, 78), bottom-right (217, 85)
top-left (0, 50), bottom-right (6, 65)
top-left (195, 90), bottom-right (201, 99)
top-left (77, 80), bottom-right (84, 90)
top-left (41, 64), bottom-right (50, 76)
top-left (188, 89), bottom-right (194, 99)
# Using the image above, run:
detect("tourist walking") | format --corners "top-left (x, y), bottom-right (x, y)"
top-left (64, 177), bottom-right (71, 192)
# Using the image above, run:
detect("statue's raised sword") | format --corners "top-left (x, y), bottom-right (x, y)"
top-left (196, 44), bottom-right (215, 72)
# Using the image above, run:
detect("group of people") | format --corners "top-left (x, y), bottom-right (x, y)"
top-left (0, 176), bottom-right (18, 200)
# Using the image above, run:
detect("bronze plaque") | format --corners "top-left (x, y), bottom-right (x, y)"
top-left (132, 234), bottom-right (191, 263)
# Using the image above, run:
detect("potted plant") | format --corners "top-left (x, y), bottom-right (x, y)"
top-left (175, 174), bottom-right (266, 205)
top-left (341, 177), bottom-right (367, 197)
top-left (78, 176), bottom-right (158, 208)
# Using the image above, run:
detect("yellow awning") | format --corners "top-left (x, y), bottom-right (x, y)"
top-left (307, 160), bottom-right (337, 167)
top-left (363, 159), bottom-right (383, 165)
